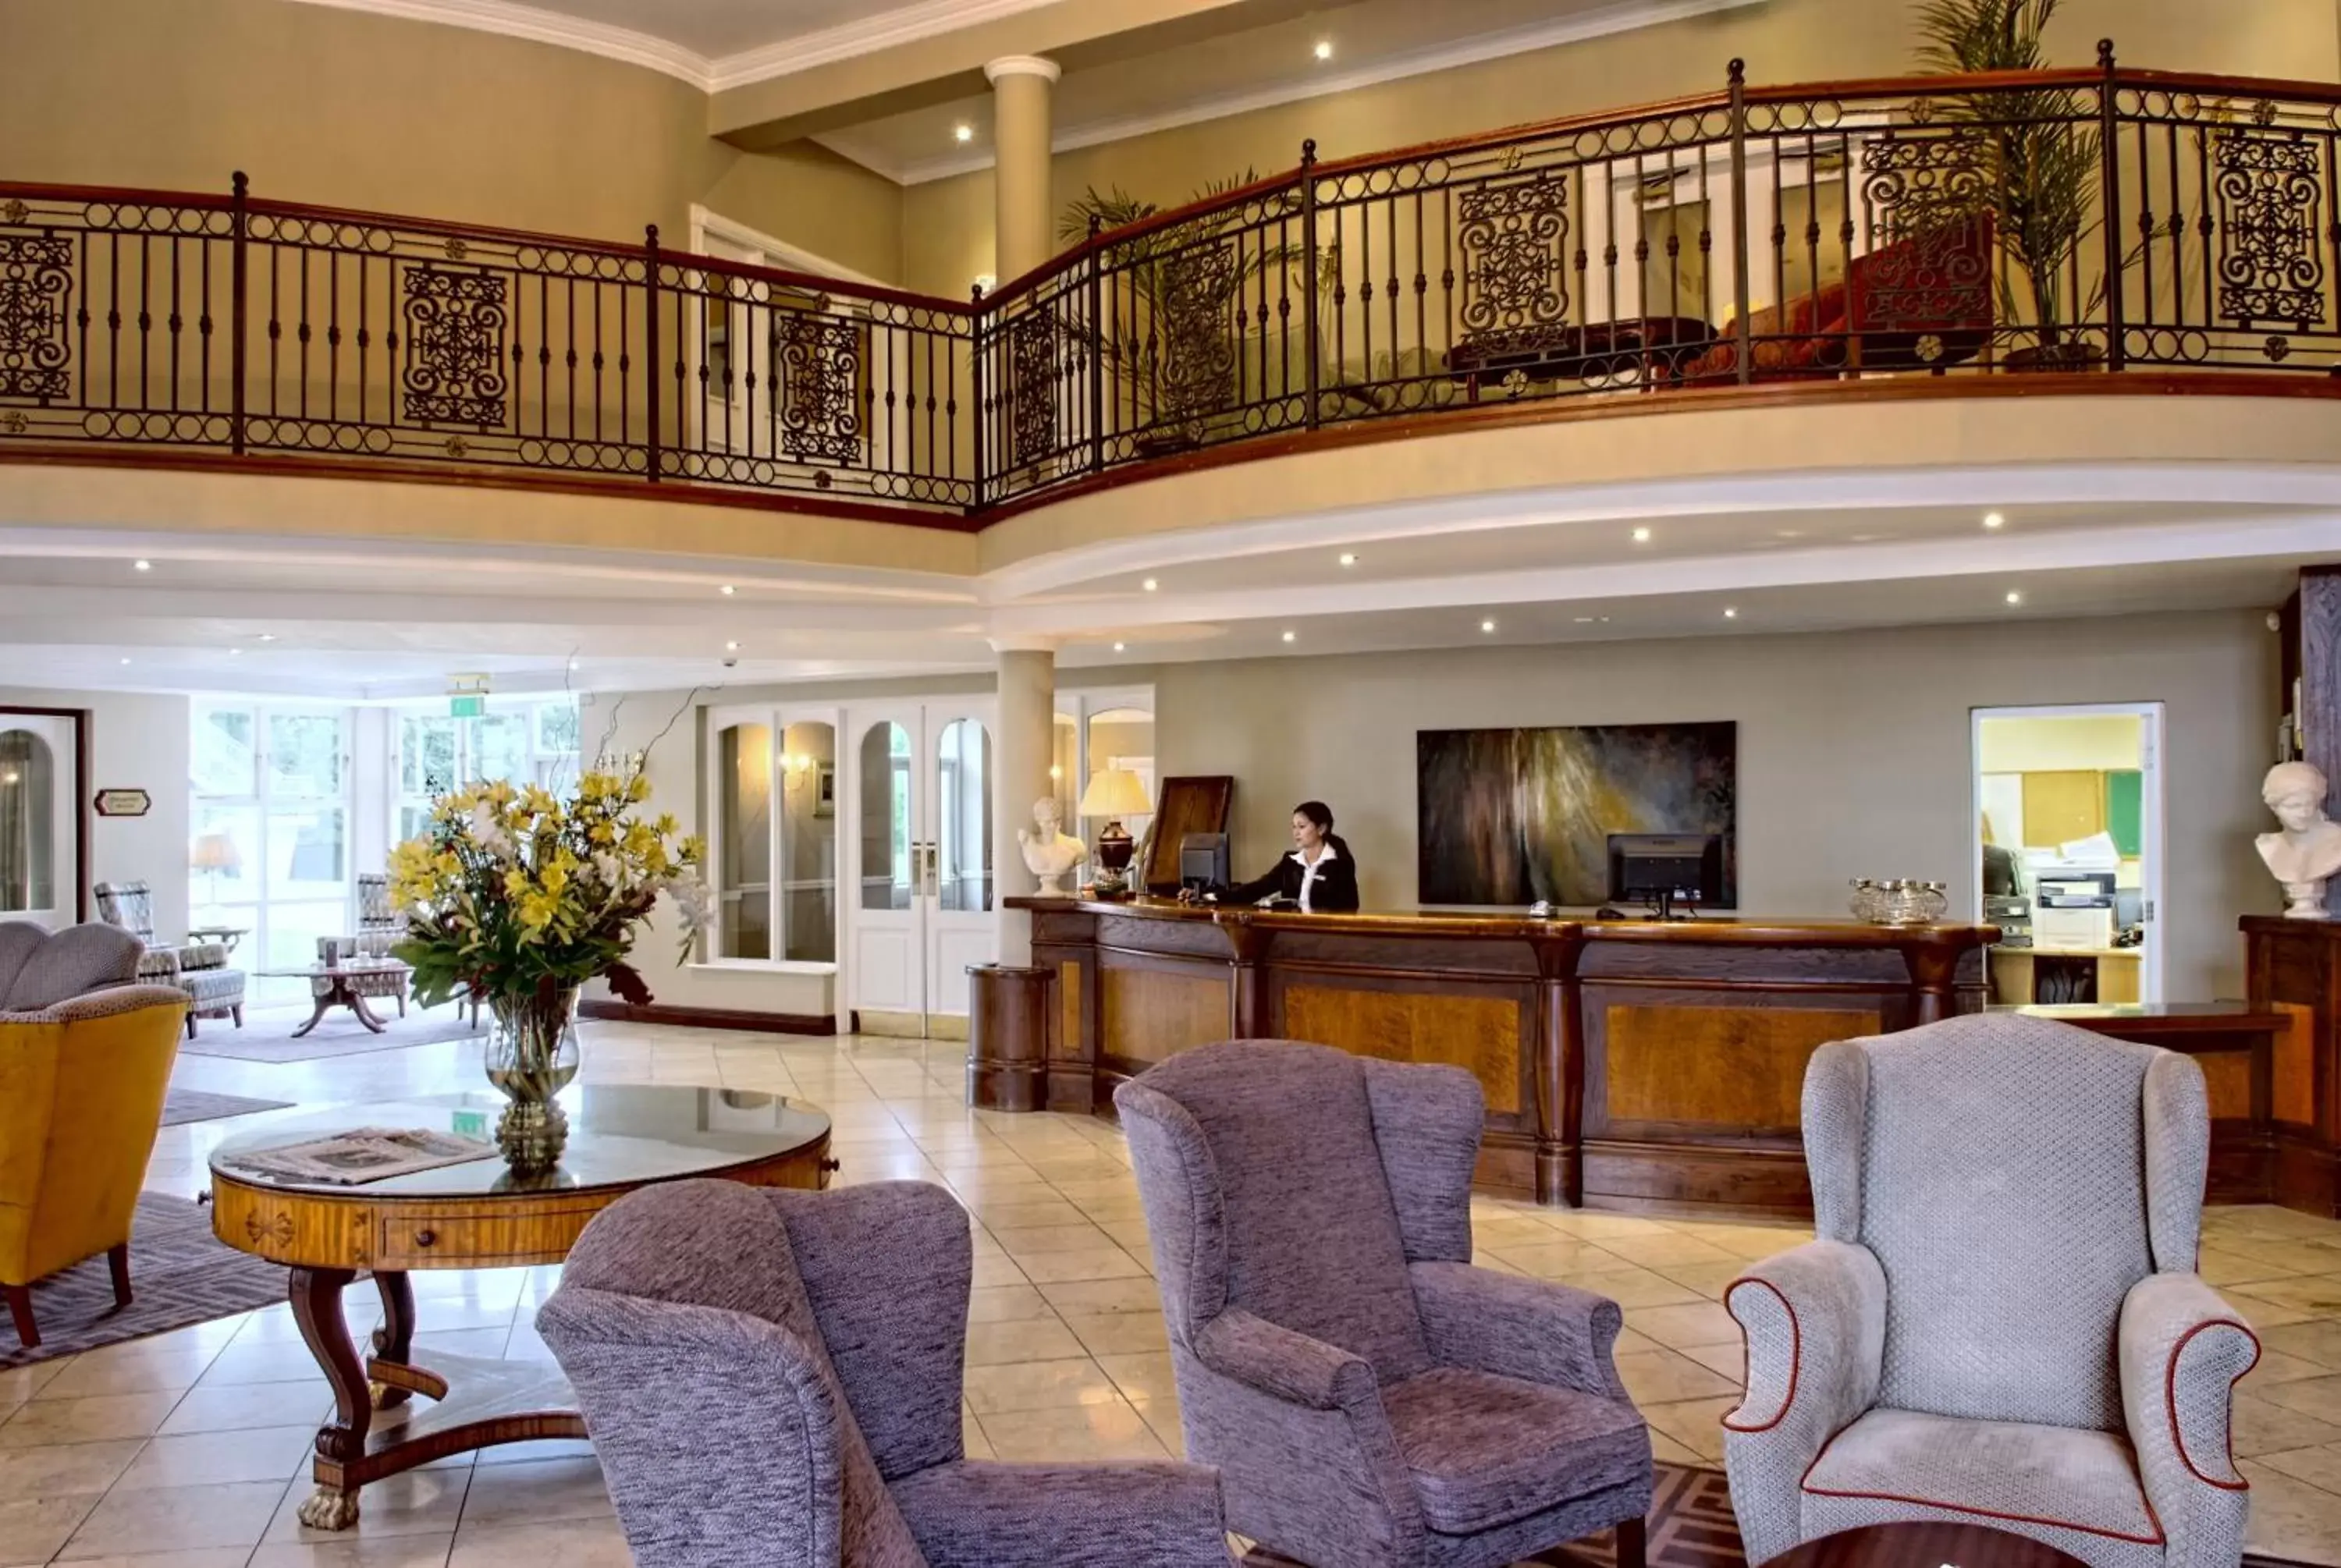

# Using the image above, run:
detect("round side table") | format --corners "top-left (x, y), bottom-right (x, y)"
top-left (208, 1084), bottom-right (833, 1530)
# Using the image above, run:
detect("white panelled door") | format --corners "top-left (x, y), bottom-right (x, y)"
top-left (0, 712), bottom-right (78, 930)
top-left (845, 701), bottom-right (996, 1031)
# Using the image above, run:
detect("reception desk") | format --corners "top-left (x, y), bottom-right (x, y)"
top-left (1006, 898), bottom-right (1995, 1217)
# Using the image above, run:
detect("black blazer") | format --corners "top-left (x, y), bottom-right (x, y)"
top-left (1217, 835), bottom-right (1361, 913)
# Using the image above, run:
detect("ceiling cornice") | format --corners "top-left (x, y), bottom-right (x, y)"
top-left (281, 0), bottom-right (1071, 94)
top-left (844, 0), bottom-right (1768, 185)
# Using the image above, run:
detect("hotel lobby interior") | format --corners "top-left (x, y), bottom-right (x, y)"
top-left (16, 0), bottom-right (2341, 1563)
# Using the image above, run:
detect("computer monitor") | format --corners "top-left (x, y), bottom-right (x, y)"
top-left (1607, 832), bottom-right (1724, 918)
top-left (1179, 832), bottom-right (1230, 892)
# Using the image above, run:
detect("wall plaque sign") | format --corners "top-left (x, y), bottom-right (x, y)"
top-left (93, 788), bottom-right (151, 818)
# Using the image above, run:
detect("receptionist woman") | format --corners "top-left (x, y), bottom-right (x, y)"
top-left (1181, 800), bottom-right (1360, 913)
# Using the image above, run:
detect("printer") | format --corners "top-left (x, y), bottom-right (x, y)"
top-left (2027, 832), bottom-right (2120, 950)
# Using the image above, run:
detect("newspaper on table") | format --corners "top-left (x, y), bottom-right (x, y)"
top-left (223, 1126), bottom-right (497, 1186)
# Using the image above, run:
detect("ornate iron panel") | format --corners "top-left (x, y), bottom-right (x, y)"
top-left (400, 266), bottom-right (508, 427)
top-left (1157, 239), bottom-right (1238, 425)
top-left (1010, 308), bottom-right (1058, 467)
top-left (1458, 174), bottom-right (1571, 346)
top-left (776, 310), bottom-right (863, 465)
top-left (2215, 130), bottom-right (2326, 328)
top-left (1858, 131), bottom-right (1993, 332)
top-left (0, 232), bottom-right (74, 403)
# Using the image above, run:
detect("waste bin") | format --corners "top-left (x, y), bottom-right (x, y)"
top-left (966, 963), bottom-right (1052, 1112)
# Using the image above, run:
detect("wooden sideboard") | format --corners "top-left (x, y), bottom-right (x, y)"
top-left (1005, 897), bottom-right (1995, 1219)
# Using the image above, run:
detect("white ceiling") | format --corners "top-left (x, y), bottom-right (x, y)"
top-left (2, 472), bottom-right (2331, 701)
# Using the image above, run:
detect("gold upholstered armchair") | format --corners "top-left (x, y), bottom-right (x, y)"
top-left (0, 922), bottom-right (189, 1348)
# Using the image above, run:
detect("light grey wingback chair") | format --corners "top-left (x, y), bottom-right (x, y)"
top-left (536, 1177), bottom-right (1233, 1568)
top-left (1117, 1040), bottom-right (1652, 1568)
top-left (1722, 1013), bottom-right (2259, 1568)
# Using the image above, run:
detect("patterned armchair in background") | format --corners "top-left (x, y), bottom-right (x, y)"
top-left (92, 880), bottom-right (246, 1038)
top-left (316, 871), bottom-right (410, 1016)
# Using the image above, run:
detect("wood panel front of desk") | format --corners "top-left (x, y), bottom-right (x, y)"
top-left (1014, 899), bottom-right (1991, 1218)
top-left (2243, 915), bottom-right (2341, 1216)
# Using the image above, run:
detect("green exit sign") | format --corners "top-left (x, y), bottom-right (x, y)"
top-left (449, 694), bottom-right (487, 718)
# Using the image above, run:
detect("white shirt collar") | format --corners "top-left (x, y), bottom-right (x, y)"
top-left (1289, 841), bottom-right (1337, 866)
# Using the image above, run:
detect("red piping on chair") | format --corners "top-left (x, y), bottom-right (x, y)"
top-left (1720, 1277), bottom-right (1799, 1434)
top-left (2167, 1317), bottom-right (2260, 1490)
top-left (1798, 1429), bottom-right (2167, 1546)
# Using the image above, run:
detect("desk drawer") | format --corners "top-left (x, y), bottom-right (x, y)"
top-left (374, 1201), bottom-right (608, 1269)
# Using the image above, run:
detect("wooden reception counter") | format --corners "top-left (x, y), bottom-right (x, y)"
top-left (1004, 897), bottom-right (1996, 1217)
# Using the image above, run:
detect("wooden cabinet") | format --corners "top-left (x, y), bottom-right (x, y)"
top-left (2020, 770), bottom-right (2108, 847)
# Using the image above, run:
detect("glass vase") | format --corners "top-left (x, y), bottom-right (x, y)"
top-left (484, 984), bottom-right (581, 1176)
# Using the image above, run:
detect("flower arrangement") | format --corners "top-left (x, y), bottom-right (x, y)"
top-left (387, 771), bottom-right (709, 1172)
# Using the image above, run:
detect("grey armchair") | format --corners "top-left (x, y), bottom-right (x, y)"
top-left (93, 879), bottom-right (244, 1036)
top-left (1722, 1013), bottom-right (2260, 1568)
top-left (315, 873), bottom-right (410, 1015)
top-left (536, 1176), bottom-right (1233, 1568)
top-left (1116, 1040), bottom-right (1651, 1568)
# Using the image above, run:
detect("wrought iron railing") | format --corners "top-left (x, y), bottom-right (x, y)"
top-left (6, 45), bottom-right (2341, 523)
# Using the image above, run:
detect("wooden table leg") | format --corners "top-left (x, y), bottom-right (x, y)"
top-left (288, 992), bottom-right (336, 1041)
top-left (346, 987), bottom-right (389, 1034)
top-left (368, 1272), bottom-right (416, 1410)
top-left (289, 1267), bottom-right (369, 1530)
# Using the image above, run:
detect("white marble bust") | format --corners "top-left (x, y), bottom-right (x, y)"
top-left (2258, 761), bottom-right (2341, 919)
top-left (1016, 796), bottom-right (1085, 896)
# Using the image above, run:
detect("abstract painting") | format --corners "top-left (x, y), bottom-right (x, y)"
top-left (1417, 722), bottom-right (1737, 906)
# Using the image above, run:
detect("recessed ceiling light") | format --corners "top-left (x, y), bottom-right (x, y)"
top-left (1142, 577), bottom-right (1158, 592)
top-left (720, 584), bottom-right (736, 596)
top-left (1338, 552), bottom-right (1358, 567)
top-left (1724, 607), bottom-right (1739, 619)
top-left (133, 559), bottom-right (151, 572)
top-left (1480, 619), bottom-right (1497, 633)
top-left (258, 633), bottom-right (276, 642)
top-left (1048, 764), bottom-right (1061, 780)
top-left (1631, 527), bottom-right (1652, 543)
top-left (119, 657), bottom-right (130, 665)
top-left (568, 658), bottom-right (580, 671)
top-left (725, 640), bottom-right (741, 651)
top-left (954, 123), bottom-right (974, 144)
top-left (1983, 512), bottom-right (2006, 530)
top-left (229, 647), bottom-right (241, 656)
top-left (1313, 38), bottom-right (1333, 59)
top-left (1113, 641), bottom-right (1126, 652)
top-left (1281, 630), bottom-right (1296, 643)
top-left (2005, 591), bottom-right (2023, 605)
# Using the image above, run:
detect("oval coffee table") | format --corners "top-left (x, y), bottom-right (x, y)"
top-left (209, 1084), bottom-right (833, 1529)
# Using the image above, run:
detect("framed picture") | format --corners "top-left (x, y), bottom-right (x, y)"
top-left (814, 764), bottom-right (836, 818)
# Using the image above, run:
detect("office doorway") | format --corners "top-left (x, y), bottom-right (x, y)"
top-left (1970, 704), bottom-right (2163, 1005)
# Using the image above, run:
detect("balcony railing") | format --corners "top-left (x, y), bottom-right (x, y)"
top-left (6, 44), bottom-right (2341, 527)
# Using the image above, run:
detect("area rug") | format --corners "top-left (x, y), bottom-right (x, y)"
top-left (178, 1006), bottom-right (485, 1064)
top-left (158, 1088), bottom-right (293, 1126)
top-left (0, 1193), bottom-right (286, 1368)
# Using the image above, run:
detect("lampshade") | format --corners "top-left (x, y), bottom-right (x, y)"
top-left (1078, 768), bottom-right (1151, 819)
top-left (190, 832), bottom-right (242, 873)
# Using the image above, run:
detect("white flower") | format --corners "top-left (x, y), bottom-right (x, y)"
top-left (467, 802), bottom-right (513, 860)
top-left (664, 874), bottom-right (715, 935)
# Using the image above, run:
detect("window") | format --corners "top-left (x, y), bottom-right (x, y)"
top-left (0, 729), bottom-right (55, 914)
top-left (190, 701), bottom-right (352, 1002)
top-left (712, 711), bottom-right (838, 963)
top-left (390, 699), bottom-right (580, 848)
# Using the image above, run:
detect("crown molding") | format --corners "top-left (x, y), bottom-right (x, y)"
top-left (857, 0), bottom-right (1769, 186)
top-left (982, 54), bottom-right (1062, 84)
top-left (707, 0), bottom-right (1064, 91)
top-left (282, 0), bottom-right (713, 85)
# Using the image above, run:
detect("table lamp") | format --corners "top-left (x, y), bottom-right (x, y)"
top-left (190, 831), bottom-right (241, 916)
top-left (1078, 768), bottom-right (1153, 898)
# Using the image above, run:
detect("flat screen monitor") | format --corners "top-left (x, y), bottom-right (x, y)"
top-left (1180, 833), bottom-right (1230, 892)
top-left (1607, 832), bottom-right (1724, 917)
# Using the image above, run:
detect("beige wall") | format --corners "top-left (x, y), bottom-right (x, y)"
top-left (904, 0), bottom-right (2341, 295)
top-left (5, 0), bottom-right (904, 279)
top-left (1149, 610), bottom-right (2277, 1002)
top-left (0, 688), bottom-right (192, 941)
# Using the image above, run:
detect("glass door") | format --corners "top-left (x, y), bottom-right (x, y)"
top-left (925, 707), bottom-right (994, 1021)
top-left (0, 711), bottom-right (78, 929)
top-left (845, 701), bottom-right (996, 1031)
top-left (851, 711), bottom-right (922, 1016)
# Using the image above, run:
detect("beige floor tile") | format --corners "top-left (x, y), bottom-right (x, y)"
top-left (1548, 1267), bottom-right (1706, 1310)
top-left (0, 1392), bottom-right (183, 1448)
top-left (961, 1358), bottom-right (1121, 1415)
top-left (35, 1346), bottom-right (216, 1402)
top-left (1037, 1276), bottom-right (1165, 1317)
top-left (1593, 1233), bottom-right (1742, 1268)
top-left (1479, 1239), bottom-right (1627, 1279)
top-left (265, 1468), bottom-right (471, 1545)
top-left (2200, 1244), bottom-right (2314, 1288)
top-left (2235, 1389), bottom-right (2341, 1457)
top-left (1096, 1352), bottom-right (1179, 1406)
top-left (966, 1285), bottom-right (1056, 1324)
top-left (0, 1494), bottom-right (105, 1564)
top-left (0, 1439), bottom-right (144, 1496)
top-left (449, 1517), bottom-right (634, 1567)
top-left (2247, 1348), bottom-right (2338, 1388)
top-left (0, 1362), bottom-right (69, 1407)
top-left (1615, 1347), bottom-right (1740, 1406)
top-left (1063, 1311), bottom-right (1170, 1357)
top-left (474, 1439), bottom-right (593, 1468)
top-left (1624, 1301), bottom-right (1743, 1351)
top-left (1648, 1260), bottom-right (1749, 1300)
top-left (159, 1379), bottom-right (331, 1435)
top-left (1011, 1247), bottom-right (1148, 1285)
top-left (990, 1222), bottom-right (1116, 1257)
top-left (457, 1457), bottom-right (613, 1527)
top-left (1677, 1340), bottom-right (1749, 1382)
top-left (2258, 1442), bottom-right (2341, 1493)
top-left (1642, 1396), bottom-right (1736, 1463)
top-left (199, 1340), bottom-right (343, 1388)
top-left (978, 1399), bottom-right (1170, 1463)
top-left (964, 1318), bottom-right (1087, 1367)
top-left (2258, 1374), bottom-right (2341, 1424)
top-left (249, 1533), bottom-right (456, 1566)
top-left (2231, 1290), bottom-right (2322, 1331)
top-left (117, 1424), bottom-right (318, 1489)
top-left (56, 1549), bottom-right (258, 1568)
top-left (2240, 1458), bottom-right (2341, 1562)
top-left (2263, 1319), bottom-right (2341, 1367)
top-left (58, 1478), bottom-right (289, 1558)
top-left (1538, 1213), bottom-right (1676, 1240)
top-left (1649, 1429), bottom-right (1705, 1467)
top-left (969, 1255), bottom-right (1030, 1290)
top-left (964, 1197), bottom-right (1088, 1229)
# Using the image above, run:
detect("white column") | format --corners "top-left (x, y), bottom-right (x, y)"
top-left (984, 55), bottom-right (1060, 284)
top-left (993, 640), bottom-right (1057, 965)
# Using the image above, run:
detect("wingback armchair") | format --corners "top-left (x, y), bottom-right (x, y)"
top-left (537, 1177), bottom-right (1233, 1568)
top-left (0, 921), bottom-right (187, 1347)
top-left (1722, 1013), bottom-right (2258, 1568)
top-left (315, 872), bottom-right (410, 1016)
top-left (1117, 1041), bottom-right (1652, 1568)
top-left (93, 879), bottom-right (245, 1036)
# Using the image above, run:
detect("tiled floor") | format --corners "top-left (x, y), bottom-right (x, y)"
top-left (4, 1012), bottom-right (2341, 1564)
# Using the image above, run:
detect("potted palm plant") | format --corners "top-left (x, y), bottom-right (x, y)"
top-left (1914, 0), bottom-right (2103, 368)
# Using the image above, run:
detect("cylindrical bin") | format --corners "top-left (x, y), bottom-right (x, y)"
top-left (966, 963), bottom-right (1053, 1112)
